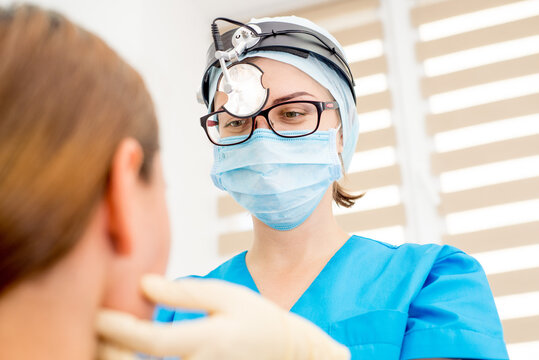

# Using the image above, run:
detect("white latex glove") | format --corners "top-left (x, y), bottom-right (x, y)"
top-left (96, 274), bottom-right (350, 360)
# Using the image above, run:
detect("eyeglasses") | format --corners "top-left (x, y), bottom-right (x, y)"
top-left (200, 100), bottom-right (339, 146)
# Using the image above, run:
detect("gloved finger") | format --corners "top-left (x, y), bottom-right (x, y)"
top-left (141, 275), bottom-right (259, 313)
top-left (96, 340), bottom-right (136, 360)
top-left (96, 309), bottom-right (223, 357)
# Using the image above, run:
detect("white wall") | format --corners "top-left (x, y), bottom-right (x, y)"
top-left (0, 0), bottom-right (329, 277)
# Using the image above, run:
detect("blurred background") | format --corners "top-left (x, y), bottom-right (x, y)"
top-left (1, 0), bottom-right (538, 358)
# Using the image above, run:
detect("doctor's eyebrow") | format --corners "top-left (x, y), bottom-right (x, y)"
top-left (270, 91), bottom-right (316, 106)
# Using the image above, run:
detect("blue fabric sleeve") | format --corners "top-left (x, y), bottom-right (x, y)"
top-left (400, 247), bottom-right (509, 360)
top-left (153, 304), bottom-right (176, 323)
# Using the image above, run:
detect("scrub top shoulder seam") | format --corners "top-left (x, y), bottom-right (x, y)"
top-left (353, 235), bottom-right (400, 249)
top-left (433, 249), bottom-right (466, 262)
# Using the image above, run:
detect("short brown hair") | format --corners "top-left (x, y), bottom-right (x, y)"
top-left (333, 153), bottom-right (364, 207)
top-left (333, 181), bottom-right (364, 207)
top-left (0, 5), bottom-right (159, 294)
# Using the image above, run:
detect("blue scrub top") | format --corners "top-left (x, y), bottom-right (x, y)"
top-left (155, 236), bottom-right (509, 360)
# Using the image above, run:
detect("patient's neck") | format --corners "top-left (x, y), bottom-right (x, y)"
top-left (0, 237), bottom-right (105, 360)
top-left (0, 280), bottom-right (96, 360)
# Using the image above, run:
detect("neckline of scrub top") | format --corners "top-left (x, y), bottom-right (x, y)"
top-left (239, 235), bottom-right (356, 313)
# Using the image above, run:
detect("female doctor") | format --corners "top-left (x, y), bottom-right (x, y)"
top-left (147, 15), bottom-right (510, 360)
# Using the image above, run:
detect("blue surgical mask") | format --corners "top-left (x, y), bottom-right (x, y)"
top-left (210, 128), bottom-right (343, 231)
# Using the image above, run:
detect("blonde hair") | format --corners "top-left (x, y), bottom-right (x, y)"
top-left (333, 153), bottom-right (364, 207)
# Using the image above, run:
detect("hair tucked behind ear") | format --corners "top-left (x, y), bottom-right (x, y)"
top-left (330, 126), bottom-right (364, 208)
top-left (333, 181), bottom-right (365, 208)
top-left (332, 153), bottom-right (365, 208)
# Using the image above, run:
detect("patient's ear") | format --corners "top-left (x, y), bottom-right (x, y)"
top-left (100, 141), bottom-right (170, 319)
top-left (106, 138), bottom-right (144, 255)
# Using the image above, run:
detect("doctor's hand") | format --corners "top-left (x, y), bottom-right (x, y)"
top-left (96, 275), bottom-right (350, 360)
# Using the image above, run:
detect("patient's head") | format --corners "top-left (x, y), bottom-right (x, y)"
top-left (0, 5), bottom-right (169, 319)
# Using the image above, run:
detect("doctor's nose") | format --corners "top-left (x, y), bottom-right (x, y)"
top-left (253, 115), bottom-right (271, 130)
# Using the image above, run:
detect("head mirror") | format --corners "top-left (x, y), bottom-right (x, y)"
top-left (217, 62), bottom-right (268, 118)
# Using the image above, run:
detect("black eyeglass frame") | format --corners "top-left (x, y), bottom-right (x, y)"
top-left (200, 100), bottom-right (340, 146)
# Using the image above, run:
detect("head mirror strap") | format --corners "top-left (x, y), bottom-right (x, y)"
top-left (201, 21), bottom-right (356, 106)
top-left (259, 46), bottom-right (309, 58)
top-left (256, 22), bottom-right (350, 68)
top-left (203, 22), bottom-right (349, 71)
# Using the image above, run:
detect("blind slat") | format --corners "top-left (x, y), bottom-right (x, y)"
top-left (427, 93), bottom-right (539, 134)
top-left (444, 221), bottom-right (539, 253)
top-left (411, 0), bottom-right (526, 26)
top-left (219, 204), bottom-right (406, 255)
top-left (294, 0), bottom-right (379, 24)
top-left (218, 195), bottom-right (243, 217)
top-left (356, 126), bottom-right (396, 152)
top-left (431, 134), bottom-right (539, 174)
top-left (334, 21), bottom-right (383, 46)
top-left (489, 267), bottom-right (539, 297)
top-left (502, 315), bottom-right (539, 343)
top-left (219, 230), bottom-right (252, 256)
top-left (416, 15), bottom-right (539, 60)
top-left (346, 164), bottom-right (401, 191)
top-left (350, 56), bottom-right (387, 78)
top-left (439, 177), bottom-right (539, 214)
top-left (422, 53), bottom-right (539, 96)
top-left (336, 204), bottom-right (405, 232)
top-left (356, 90), bottom-right (391, 113)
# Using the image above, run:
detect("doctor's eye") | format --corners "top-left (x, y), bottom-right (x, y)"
top-left (271, 102), bottom-right (317, 124)
top-left (282, 111), bottom-right (305, 118)
top-left (224, 118), bottom-right (249, 128)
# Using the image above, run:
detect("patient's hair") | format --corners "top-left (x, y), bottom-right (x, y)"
top-left (0, 5), bottom-right (159, 294)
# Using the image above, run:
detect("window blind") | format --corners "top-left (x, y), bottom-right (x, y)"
top-left (412, 0), bottom-right (539, 355)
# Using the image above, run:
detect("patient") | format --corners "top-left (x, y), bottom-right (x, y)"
top-left (0, 5), bottom-right (170, 359)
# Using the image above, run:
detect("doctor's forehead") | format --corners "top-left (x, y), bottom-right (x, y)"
top-left (248, 57), bottom-right (324, 91)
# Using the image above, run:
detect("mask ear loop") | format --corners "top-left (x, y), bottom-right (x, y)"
top-left (334, 122), bottom-right (344, 175)
top-left (334, 122), bottom-right (343, 150)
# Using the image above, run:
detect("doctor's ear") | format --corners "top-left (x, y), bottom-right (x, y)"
top-left (105, 138), bottom-right (145, 255)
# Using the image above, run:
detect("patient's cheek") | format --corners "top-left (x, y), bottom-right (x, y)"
top-left (101, 276), bottom-right (156, 320)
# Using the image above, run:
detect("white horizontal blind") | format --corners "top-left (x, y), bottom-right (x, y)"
top-left (215, 0), bottom-right (409, 257)
top-left (411, 0), bottom-right (539, 356)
